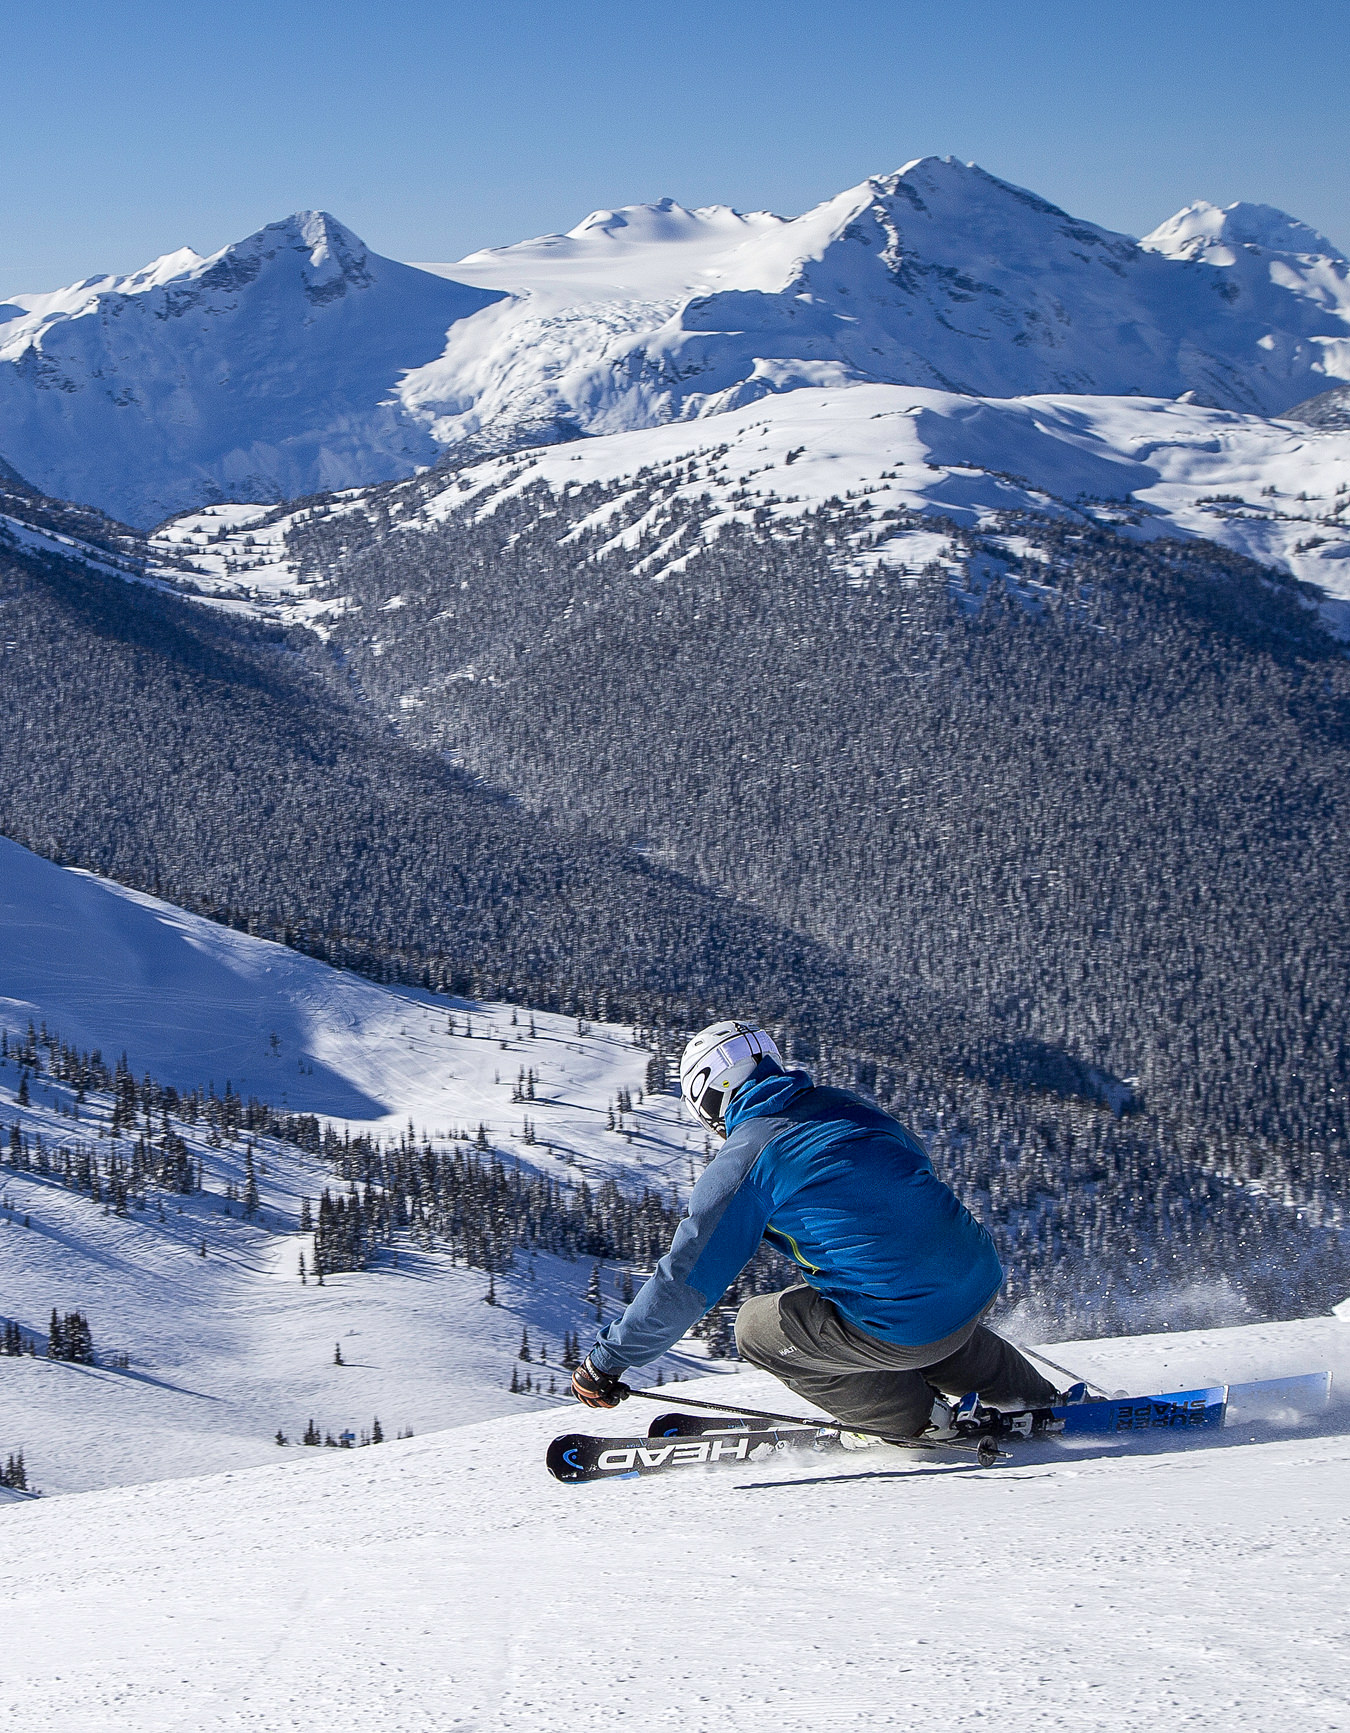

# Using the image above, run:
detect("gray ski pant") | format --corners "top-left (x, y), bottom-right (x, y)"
top-left (734, 1283), bottom-right (1061, 1439)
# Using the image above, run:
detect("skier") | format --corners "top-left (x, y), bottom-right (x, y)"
top-left (571, 1020), bottom-right (1063, 1438)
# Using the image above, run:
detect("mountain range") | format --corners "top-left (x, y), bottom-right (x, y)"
top-left (3, 157), bottom-right (1350, 527)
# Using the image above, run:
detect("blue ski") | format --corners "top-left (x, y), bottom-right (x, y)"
top-left (1047, 1385), bottom-right (1225, 1437)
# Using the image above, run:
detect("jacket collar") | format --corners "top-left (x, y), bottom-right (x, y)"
top-left (723, 1058), bottom-right (815, 1134)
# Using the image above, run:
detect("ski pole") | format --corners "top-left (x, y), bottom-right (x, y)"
top-left (1018, 1344), bottom-right (1111, 1398)
top-left (620, 1385), bottom-right (1003, 1463)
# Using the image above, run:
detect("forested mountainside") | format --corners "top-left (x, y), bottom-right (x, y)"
top-left (0, 463), bottom-right (147, 568)
top-left (0, 531), bottom-right (875, 1031)
top-left (288, 471), bottom-right (1349, 1142)
top-left (273, 470), bottom-right (1350, 1322)
top-left (3, 460), bottom-right (1350, 1328)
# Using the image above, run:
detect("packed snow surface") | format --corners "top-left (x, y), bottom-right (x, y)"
top-left (1, 1326), bottom-right (1347, 1731)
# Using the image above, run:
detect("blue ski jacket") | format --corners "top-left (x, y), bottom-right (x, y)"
top-left (588, 1060), bottom-right (1002, 1374)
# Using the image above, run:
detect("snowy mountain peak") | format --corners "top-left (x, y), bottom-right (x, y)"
top-left (846, 155), bottom-right (1108, 238)
top-left (4, 165), bottom-right (1350, 525)
top-left (1143, 199), bottom-right (1347, 264)
top-left (760, 155), bottom-right (1137, 292)
top-left (291, 207), bottom-right (367, 259)
top-left (0, 215), bottom-right (501, 525)
top-left (190, 210), bottom-right (375, 300)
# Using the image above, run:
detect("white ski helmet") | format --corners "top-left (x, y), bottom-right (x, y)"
top-left (679, 1020), bottom-right (782, 1135)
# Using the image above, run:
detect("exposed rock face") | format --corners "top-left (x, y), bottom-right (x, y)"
top-left (1283, 382), bottom-right (1350, 430)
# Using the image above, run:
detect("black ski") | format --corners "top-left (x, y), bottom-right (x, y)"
top-left (645, 1405), bottom-right (1060, 1446)
top-left (546, 1419), bottom-right (1001, 1483)
top-left (547, 1372), bottom-right (1327, 1483)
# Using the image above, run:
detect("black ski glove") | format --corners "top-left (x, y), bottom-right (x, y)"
top-left (571, 1354), bottom-right (631, 1409)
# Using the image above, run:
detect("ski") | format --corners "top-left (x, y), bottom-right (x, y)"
top-left (647, 1368), bottom-right (1332, 1449)
top-left (1225, 1370), bottom-right (1332, 1421)
top-left (647, 1384), bottom-right (1228, 1447)
top-left (547, 1419), bottom-right (1002, 1483)
top-left (546, 1371), bottom-right (1330, 1484)
top-left (1009, 1384), bottom-right (1226, 1439)
top-left (1020, 1369), bottom-right (1328, 1438)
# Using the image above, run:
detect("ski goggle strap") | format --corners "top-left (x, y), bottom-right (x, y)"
top-left (688, 1075), bottom-right (729, 1127)
top-left (714, 1028), bottom-right (772, 1075)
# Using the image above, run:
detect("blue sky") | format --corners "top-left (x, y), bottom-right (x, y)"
top-left (2, 0), bottom-right (1347, 296)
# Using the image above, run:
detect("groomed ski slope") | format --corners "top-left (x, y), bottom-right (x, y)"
top-left (3, 1321), bottom-right (1348, 1732)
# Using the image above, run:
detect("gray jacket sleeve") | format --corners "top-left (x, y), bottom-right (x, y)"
top-left (587, 1117), bottom-right (784, 1375)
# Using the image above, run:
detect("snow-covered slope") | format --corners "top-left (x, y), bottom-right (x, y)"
top-left (0, 213), bottom-right (500, 526)
top-left (3, 843), bottom-right (1347, 1730)
top-left (0, 836), bottom-right (692, 1149)
top-left (1, 1322), bottom-right (1346, 1731)
top-left (169, 385), bottom-right (1350, 620)
top-left (4, 163), bottom-right (1349, 526)
top-left (436, 387), bottom-right (1350, 598)
top-left (428, 195), bottom-right (789, 302)
top-left (0, 838), bottom-right (706, 1493)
